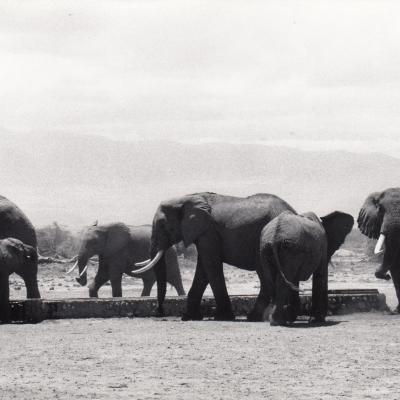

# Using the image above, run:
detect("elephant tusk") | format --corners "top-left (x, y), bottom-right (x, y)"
top-left (131, 250), bottom-right (164, 274)
top-left (66, 261), bottom-right (79, 274)
top-left (79, 265), bottom-right (89, 278)
top-left (135, 258), bottom-right (151, 267)
top-left (374, 234), bottom-right (385, 254)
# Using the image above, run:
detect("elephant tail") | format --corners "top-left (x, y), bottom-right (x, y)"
top-left (271, 243), bottom-right (302, 293)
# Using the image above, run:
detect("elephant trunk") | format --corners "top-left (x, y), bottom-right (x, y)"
top-left (374, 218), bottom-right (400, 279)
top-left (75, 255), bottom-right (89, 286)
top-left (150, 243), bottom-right (167, 316)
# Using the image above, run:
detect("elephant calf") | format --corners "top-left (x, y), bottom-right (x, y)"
top-left (0, 238), bottom-right (39, 322)
top-left (69, 222), bottom-right (185, 298)
top-left (259, 210), bottom-right (354, 326)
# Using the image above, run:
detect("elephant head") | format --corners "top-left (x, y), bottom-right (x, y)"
top-left (135, 194), bottom-right (212, 311)
top-left (71, 223), bottom-right (132, 286)
top-left (0, 238), bottom-right (40, 298)
top-left (358, 188), bottom-right (400, 279)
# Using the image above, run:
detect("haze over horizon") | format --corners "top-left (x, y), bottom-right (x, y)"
top-left (0, 133), bottom-right (398, 229)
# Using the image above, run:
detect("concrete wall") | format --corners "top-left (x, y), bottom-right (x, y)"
top-left (9, 289), bottom-right (388, 323)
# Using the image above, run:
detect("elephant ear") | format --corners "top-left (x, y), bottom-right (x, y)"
top-left (25, 245), bottom-right (38, 262)
top-left (104, 224), bottom-right (131, 255)
top-left (357, 192), bottom-right (383, 239)
top-left (181, 196), bottom-right (212, 247)
top-left (321, 211), bottom-right (354, 260)
top-left (7, 238), bottom-right (37, 261)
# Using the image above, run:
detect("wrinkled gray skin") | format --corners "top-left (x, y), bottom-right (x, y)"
top-left (0, 196), bottom-right (40, 322)
top-left (0, 238), bottom-right (38, 322)
top-left (143, 192), bottom-right (296, 321)
top-left (358, 188), bottom-right (400, 312)
top-left (260, 211), bottom-right (354, 326)
top-left (75, 223), bottom-right (185, 297)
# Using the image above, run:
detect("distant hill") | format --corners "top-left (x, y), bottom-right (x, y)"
top-left (1, 133), bottom-right (399, 228)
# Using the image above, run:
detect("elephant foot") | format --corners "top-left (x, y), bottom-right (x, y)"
top-left (88, 288), bottom-right (98, 298)
top-left (182, 310), bottom-right (203, 321)
top-left (309, 315), bottom-right (326, 324)
top-left (270, 317), bottom-right (288, 327)
top-left (214, 313), bottom-right (235, 321)
top-left (75, 276), bottom-right (87, 286)
top-left (393, 305), bottom-right (400, 314)
top-left (156, 306), bottom-right (165, 318)
top-left (285, 305), bottom-right (298, 323)
top-left (375, 270), bottom-right (391, 280)
top-left (247, 309), bottom-right (263, 322)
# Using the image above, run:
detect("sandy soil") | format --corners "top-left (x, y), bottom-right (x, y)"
top-left (1, 313), bottom-right (400, 400)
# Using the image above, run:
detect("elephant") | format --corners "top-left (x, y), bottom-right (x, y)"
top-left (69, 222), bottom-right (185, 298)
top-left (358, 187), bottom-right (400, 312)
top-left (0, 195), bottom-right (40, 322)
top-left (133, 192), bottom-right (296, 321)
top-left (0, 238), bottom-right (38, 321)
top-left (259, 210), bottom-right (354, 326)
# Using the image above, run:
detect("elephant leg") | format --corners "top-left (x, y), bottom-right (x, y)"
top-left (182, 262), bottom-right (208, 321)
top-left (389, 266), bottom-right (400, 312)
top-left (141, 278), bottom-right (154, 297)
top-left (168, 275), bottom-right (185, 296)
top-left (270, 274), bottom-right (291, 326)
top-left (197, 237), bottom-right (234, 321)
top-left (206, 267), bottom-right (234, 321)
top-left (248, 268), bottom-right (273, 322)
top-left (88, 262), bottom-right (109, 298)
top-left (21, 274), bottom-right (41, 299)
top-left (286, 282), bottom-right (300, 323)
top-left (0, 274), bottom-right (10, 323)
top-left (310, 261), bottom-right (328, 323)
top-left (110, 274), bottom-right (123, 297)
top-left (165, 248), bottom-right (185, 296)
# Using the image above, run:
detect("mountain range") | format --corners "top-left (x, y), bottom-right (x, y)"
top-left (1, 133), bottom-right (397, 228)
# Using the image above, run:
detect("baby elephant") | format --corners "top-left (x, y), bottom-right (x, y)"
top-left (0, 238), bottom-right (39, 322)
top-left (260, 211), bottom-right (354, 326)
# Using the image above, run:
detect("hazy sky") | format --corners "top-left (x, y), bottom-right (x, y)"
top-left (1, 1), bottom-right (400, 154)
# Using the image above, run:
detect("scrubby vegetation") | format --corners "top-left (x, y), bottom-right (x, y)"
top-left (36, 222), bottom-right (80, 258)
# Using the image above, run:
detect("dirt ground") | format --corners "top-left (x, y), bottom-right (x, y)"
top-left (3, 246), bottom-right (400, 399)
top-left (1, 313), bottom-right (400, 400)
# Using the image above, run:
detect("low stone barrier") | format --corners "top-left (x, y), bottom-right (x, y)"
top-left (8, 289), bottom-right (388, 323)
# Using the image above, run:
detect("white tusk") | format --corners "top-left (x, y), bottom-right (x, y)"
top-left (132, 250), bottom-right (164, 274)
top-left (135, 258), bottom-right (151, 267)
top-left (66, 261), bottom-right (78, 274)
top-left (374, 234), bottom-right (385, 254)
top-left (65, 255), bottom-right (78, 263)
top-left (79, 265), bottom-right (88, 278)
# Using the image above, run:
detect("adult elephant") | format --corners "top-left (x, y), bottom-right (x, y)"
top-left (69, 222), bottom-right (185, 298)
top-left (358, 188), bottom-right (400, 312)
top-left (0, 238), bottom-right (38, 321)
top-left (0, 195), bottom-right (40, 322)
top-left (259, 211), bottom-right (354, 326)
top-left (134, 192), bottom-right (296, 321)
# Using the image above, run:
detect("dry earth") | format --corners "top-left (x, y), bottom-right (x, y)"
top-left (2, 246), bottom-right (400, 399)
top-left (1, 314), bottom-right (400, 400)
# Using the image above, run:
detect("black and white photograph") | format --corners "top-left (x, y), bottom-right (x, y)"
top-left (1, 1), bottom-right (400, 398)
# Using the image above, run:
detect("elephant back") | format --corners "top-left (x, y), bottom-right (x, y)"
top-left (0, 195), bottom-right (37, 247)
